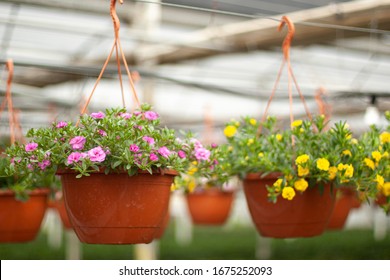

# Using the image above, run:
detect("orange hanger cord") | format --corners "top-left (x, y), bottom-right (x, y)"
top-left (78, 0), bottom-right (140, 125)
top-left (258, 16), bottom-right (312, 136)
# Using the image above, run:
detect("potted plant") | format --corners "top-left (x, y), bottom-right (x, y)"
top-left (0, 156), bottom-right (54, 243)
top-left (4, 103), bottom-right (195, 244)
top-left (172, 136), bottom-right (234, 225)
top-left (222, 115), bottom-right (357, 238)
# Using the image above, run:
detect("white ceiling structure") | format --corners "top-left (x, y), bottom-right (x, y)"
top-left (0, 0), bottom-right (390, 142)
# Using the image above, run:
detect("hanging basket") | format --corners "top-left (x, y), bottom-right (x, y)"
top-left (243, 173), bottom-right (336, 238)
top-left (0, 188), bottom-right (49, 243)
top-left (186, 188), bottom-right (234, 225)
top-left (48, 192), bottom-right (73, 230)
top-left (58, 169), bottom-right (175, 244)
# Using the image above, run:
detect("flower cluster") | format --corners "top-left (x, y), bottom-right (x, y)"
top-left (223, 115), bottom-right (356, 202)
top-left (4, 104), bottom-right (193, 179)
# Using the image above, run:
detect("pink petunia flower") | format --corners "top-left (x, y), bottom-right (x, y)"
top-left (149, 153), bottom-right (158, 161)
top-left (158, 146), bottom-right (171, 158)
top-left (90, 112), bottom-right (105, 119)
top-left (133, 111), bottom-right (142, 116)
top-left (67, 152), bottom-right (83, 164)
top-left (178, 150), bottom-right (186, 159)
top-left (129, 144), bottom-right (140, 153)
top-left (98, 129), bottom-right (107, 136)
top-left (142, 136), bottom-right (155, 145)
top-left (144, 111), bottom-right (159, 121)
top-left (194, 147), bottom-right (211, 161)
top-left (56, 121), bottom-right (68, 128)
top-left (38, 160), bottom-right (51, 170)
top-left (25, 142), bottom-right (38, 152)
top-left (69, 136), bottom-right (86, 150)
top-left (120, 112), bottom-right (132, 119)
top-left (88, 146), bottom-right (106, 162)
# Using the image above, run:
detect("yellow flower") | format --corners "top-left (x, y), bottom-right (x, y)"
top-left (351, 138), bottom-right (358, 145)
top-left (273, 179), bottom-right (283, 192)
top-left (337, 163), bottom-right (346, 171)
top-left (258, 152), bottom-right (264, 157)
top-left (298, 165), bottom-right (309, 177)
top-left (192, 161), bottom-right (198, 166)
top-left (247, 138), bottom-right (254, 146)
top-left (228, 146), bottom-right (233, 152)
top-left (328, 166), bottom-right (338, 180)
top-left (224, 125), bottom-right (237, 138)
top-left (380, 131), bottom-right (390, 144)
top-left (376, 174), bottom-right (384, 190)
top-left (245, 156), bottom-right (249, 161)
top-left (188, 178), bottom-right (196, 193)
top-left (291, 120), bottom-right (303, 128)
top-left (187, 167), bottom-right (198, 175)
top-left (316, 158), bottom-right (330, 171)
top-left (372, 151), bottom-right (382, 162)
top-left (364, 158), bottom-right (375, 170)
top-left (344, 164), bottom-right (354, 178)
top-left (235, 121), bottom-right (240, 127)
top-left (276, 134), bottom-right (282, 141)
top-left (249, 118), bottom-right (257, 126)
top-left (282, 186), bottom-right (296, 200)
top-left (383, 182), bottom-right (390, 196)
top-left (382, 152), bottom-right (389, 158)
top-left (342, 150), bottom-right (352, 157)
top-left (294, 178), bottom-right (309, 192)
top-left (170, 183), bottom-right (178, 192)
top-left (285, 174), bottom-right (293, 181)
top-left (295, 154), bottom-right (310, 165)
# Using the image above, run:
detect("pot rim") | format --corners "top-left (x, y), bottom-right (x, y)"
top-left (0, 187), bottom-right (50, 197)
top-left (56, 168), bottom-right (178, 176)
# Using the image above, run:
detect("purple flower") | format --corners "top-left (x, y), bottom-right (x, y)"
top-left (69, 136), bottom-right (86, 150)
top-left (90, 111), bottom-right (105, 119)
top-left (129, 144), bottom-right (140, 153)
top-left (67, 152), bottom-right (83, 164)
top-left (144, 111), bottom-right (159, 120)
top-left (98, 129), bottom-right (107, 136)
top-left (158, 146), bottom-right (171, 158)
top-left (142, 136), bottom-right (155, 145)
top-left (120, 112), bottom-right (132, 119)
top-left (56, 121), bottom-right (68, 128)
top-left (38, 160), bottom-right (51, 170)
top-left (88, 146), bottom-right (106, 162)
top-left (178, 150), bottom-right (186, 159)
top-left (25, 142), bottom-right (38, 152)
top-left (150, 153), bottom-right (158, 161)
top-left (194, 147), bottom-right (211, 161)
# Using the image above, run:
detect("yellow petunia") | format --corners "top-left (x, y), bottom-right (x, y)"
top-left (380, 131), bottom-right (390, 144)
top-left (376, 174), bottom-right (384, 190)
top-left (295, 154), bottom-right (310, 165)
top-left (294, 178), bottom-right (309, 192)
top-left (188, 178), bottom-right (196, 193)
top-left (282, 186), bottom-right (296, 200)
top-left (187, 167), bottom-right (198, 175)
top-left (342, 150), bottom-right (352, 157)
top-left (382, 152), bottom-right (389, 158)
top-left (372, 151), bottom-right (382, 162)
top-left (337, 163), bottom-right (346, 171)
top-left (382, 182), bottom-right (390, 196)
top-left (344, 164), bottom-right (354, 178)
top-left (316, 158), bottom-right (330, 171)
top-left (273, 179), bottom-right (283, 192)
top-left (258, 152), bottom-right (264, 157)
top-left (249, 118), bottom-right (257, 126)
top-left (351, 138), bottom-right (358, 145)
top-left (291, 120), bottom-right (303, 128)
top-left (247, 138), bottom-right (254, 146)
top-left (276, 134), bottom-right (282, 141)
top-left (364, 158), bottom-right (375, 170)
top-left (298, 165), bottom-right (309, 177)
top-left (328, 166), bottom-right (338, 180)
top-left (224, 125), bottom-right (237, 138)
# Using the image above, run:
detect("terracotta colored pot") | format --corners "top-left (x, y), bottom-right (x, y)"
top-left (0, 188), bottom-right (49, 243)
top-left (48, 196), bottom-right (73, 229)
top-left (243, 173), bottom-right (335, 238)
top-left (59, 170), bottom-right (175, 244)
top-left (186, 188), bottom-right (234, 225)
top-left (327, 186), bottom-right (361, 230)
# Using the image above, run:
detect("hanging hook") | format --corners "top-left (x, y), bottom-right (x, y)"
top-left (110, 0), bottom-right (124, 39)
top-left (278, 16), bottom-right (295, 60)
top-left (5, 59), bottom-right (16, 144)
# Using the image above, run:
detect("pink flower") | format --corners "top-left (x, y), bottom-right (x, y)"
top-left (178, 150), bottom-right (186, 159)
top-left (38, 160), bottom-right (51, 170)
top-left (56, 121), bottom-right (68, 128)
top-left (25, 142), bottom-right (38, 152)
top-left (149, 153), bottom-right (158, 161)
top-left (144, 111), bottom-right (159, 120)
top-left (69, 136), bottom-right (86, 150)
top-left (142, 136), bottom-right (155, 145)
top-left (191, 138), bottom-right (203, 149)
top-left (129, 144), bottom-right (139, 152)
top-left (134, 125), bottom-right (143, 130)
top-left (90, 112), bottom-right (105, 119)
top-left (133, 111), bottom-right (142, 116)
top-left (98, 129), bottom-right (107, 136)
top-left (67, 152), bottom-right (83, 164)
top-left (158, 146), bottom-right (171, 158)
top-left (27, 163), bottom-right (34, 171)
top-left (120, 112), bottom-right (132, 119)
top-left (211, 143), bottom-right (218, 148)
top-left (88, 146), bottom-right (106, 162)
top-left (194, 147), bottom-right (211, 161)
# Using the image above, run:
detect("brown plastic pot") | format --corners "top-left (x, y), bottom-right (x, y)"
top-left (186, 188), bottom-right (234, 225)
top-left (243, 173), bottom-right (335, 238)
top-left (327, 186), bottom-right (361, 230)
top-left (0, 188), bottom-right (49, 243)
top-left (59, 170), bottom-right (175, 244)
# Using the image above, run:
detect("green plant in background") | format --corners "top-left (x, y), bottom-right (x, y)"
top-left (223, 114), bottom-right (357, 202)
top-left (171, 134), bottom-right (232, 193)
top-left (4, 104), bottom-right (196, 179)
